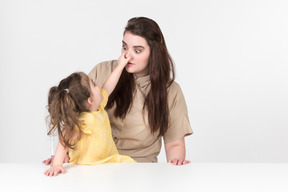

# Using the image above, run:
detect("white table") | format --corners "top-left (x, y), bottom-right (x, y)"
top-left (0, 163), bottom-right (287, 192)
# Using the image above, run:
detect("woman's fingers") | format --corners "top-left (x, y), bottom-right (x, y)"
top-left (169, 159), bottom-right (191, 166)
top-left (42, 157), bottom-right (53, 165)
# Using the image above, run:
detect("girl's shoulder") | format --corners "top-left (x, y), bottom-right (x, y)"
top-left (99, 88), bottom-right (108, 109)
top-left (78, 112), bottom-right (96, 125)
top-left (78, 112), bottom-right (94, 135)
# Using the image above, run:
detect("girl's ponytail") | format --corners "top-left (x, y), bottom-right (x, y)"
top-left (47, 72), bottom-right (91, 149)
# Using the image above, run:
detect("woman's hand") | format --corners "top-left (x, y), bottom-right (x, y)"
top-left (42, 154), bottom-right (70, 166)
top-left (168, 159), bottom-right (191, 166)
top-left (165, 137), bottom-right (191, 166)
top-left (42, 157), bottom-right (53, 166)
top-left (44, 165), bottom-right (65, 176)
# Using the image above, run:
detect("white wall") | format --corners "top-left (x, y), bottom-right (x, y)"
top-left (0, 0), bottom-right (287, 163)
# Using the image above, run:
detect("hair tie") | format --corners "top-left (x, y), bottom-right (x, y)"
top-left (64, 88), bottom-right (69, 93)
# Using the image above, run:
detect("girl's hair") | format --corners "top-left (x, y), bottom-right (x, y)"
top-left (47, 72), bottom-right (91, 149)
top-left (106, 17), bottom-right (175, 136)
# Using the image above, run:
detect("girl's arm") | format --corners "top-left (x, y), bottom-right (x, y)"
top-left (44, 141), bottom-right (68, 176)
top-left (164, 137), bottom-right (191, 166)
top-left (102, 53), bottom-right (130, 96)
top-left (42, 154), bottom-right (70, 166)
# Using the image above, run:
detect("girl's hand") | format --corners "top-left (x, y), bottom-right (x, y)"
top-left (118, 53), bottom-right (130, 68)
top-left (168, 159), bottom-right (191, 166)
top-left (44, 165), bottom-right (65, 176)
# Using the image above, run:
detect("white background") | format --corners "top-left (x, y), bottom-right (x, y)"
top-left (0, 0), bottom-right (287, 163)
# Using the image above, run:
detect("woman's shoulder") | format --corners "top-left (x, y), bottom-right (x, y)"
top-left (167, 80), bottom-right (182, 94)
top-left (89, 60), bottom-right (117, 75)
top-left (98, 59), bottom-right (117, 68)
top-left (167, 81), bottom-right (186, 105)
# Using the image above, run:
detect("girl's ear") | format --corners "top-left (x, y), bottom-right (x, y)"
top-left (87, 97), bottom-right (94, 106)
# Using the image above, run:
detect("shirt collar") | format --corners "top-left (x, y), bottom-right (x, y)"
top-left (134, 74), bottom-right (150, 88)
top-left (134, 75), bottom-right (150, 86)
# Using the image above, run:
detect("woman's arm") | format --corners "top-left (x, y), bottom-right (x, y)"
top-left (164, 137), bottom-right (191, 166)
top-left (44, 142), bottom-right (68, 176)
top-left (102, 53), bottom-right (130, 96)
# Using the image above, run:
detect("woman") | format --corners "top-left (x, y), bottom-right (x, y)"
top-left (44, 17), bottom-right (192, 166)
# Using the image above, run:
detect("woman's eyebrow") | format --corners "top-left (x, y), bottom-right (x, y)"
top-left (133, 45), bottom-right (144, 49)
top-left (122, 41), bottom-right (144, 49)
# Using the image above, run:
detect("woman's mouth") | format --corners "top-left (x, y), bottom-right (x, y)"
top-left (127, 62), bottom-right (134, 66)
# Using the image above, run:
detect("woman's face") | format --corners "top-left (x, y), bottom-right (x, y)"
top-left (121, 32), bottom-right (150, 77)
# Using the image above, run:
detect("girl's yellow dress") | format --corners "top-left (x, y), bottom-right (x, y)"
top-left (68, 89), bottom-right (136, 165)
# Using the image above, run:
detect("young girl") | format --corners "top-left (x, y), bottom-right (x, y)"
top-left (44, 54), bottom-right (136, 177)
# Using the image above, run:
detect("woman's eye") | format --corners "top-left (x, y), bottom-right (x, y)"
top-left (135, 49), bottom-right (141, 53)
top-left (122, 45), bottom-right (127, 50)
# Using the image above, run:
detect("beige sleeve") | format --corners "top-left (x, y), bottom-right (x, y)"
top-left (163, 82), bottom-right (193, 144)
top-left (88, 60), bottom-right (117, 87)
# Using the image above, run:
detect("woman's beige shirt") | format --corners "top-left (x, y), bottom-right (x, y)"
top-left (88, 60), bottom-right (193, 162)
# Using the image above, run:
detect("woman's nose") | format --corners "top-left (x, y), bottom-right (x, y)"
top-left (124, 50), bottom-right (132, 59)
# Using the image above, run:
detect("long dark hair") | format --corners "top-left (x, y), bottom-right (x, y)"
top-left (106, 17), bottom-right (175, 136)
top-left (47, 72), bottom-right (91, 149)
